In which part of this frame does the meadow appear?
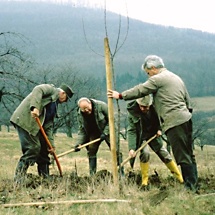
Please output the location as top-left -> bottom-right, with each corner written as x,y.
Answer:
0,126 -> 214,215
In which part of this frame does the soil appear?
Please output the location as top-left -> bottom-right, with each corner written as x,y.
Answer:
0,169 -> 214,205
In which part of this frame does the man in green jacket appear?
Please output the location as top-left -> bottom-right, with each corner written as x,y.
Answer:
127,95 -> 183,189
108,55 -> 198,191
10,83 -> 73,183
74,97 -> 124,177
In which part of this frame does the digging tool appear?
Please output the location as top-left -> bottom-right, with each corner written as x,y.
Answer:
120,134 -> 157,167
57,138 -> 101,158
35,117 -> 63,177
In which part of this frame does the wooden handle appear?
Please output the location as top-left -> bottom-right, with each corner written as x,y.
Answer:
120,134 -> 157,167
57,138 -> 101,158
35,117 -> 63,177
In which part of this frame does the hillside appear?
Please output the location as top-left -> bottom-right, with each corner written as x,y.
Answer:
1,1 -> 215,96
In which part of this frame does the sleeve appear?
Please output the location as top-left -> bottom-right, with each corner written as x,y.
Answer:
127,113 -> 138,151
121,79 -> 158,101
30,84 -> 55,111
101,102 -> 109,135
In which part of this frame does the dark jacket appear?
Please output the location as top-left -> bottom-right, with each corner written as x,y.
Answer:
76,99 -> 110,145
127,100 -> 161,151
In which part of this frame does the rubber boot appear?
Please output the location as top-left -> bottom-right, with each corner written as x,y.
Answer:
89,157 -> 97,176
181,163 -> 198,191
14,160 -> 29,184
165,160 -> 184,183
140,162 -> 149,187
37,164 -> 50,178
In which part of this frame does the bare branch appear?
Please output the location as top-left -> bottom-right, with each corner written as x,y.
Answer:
82,17 -> 104,57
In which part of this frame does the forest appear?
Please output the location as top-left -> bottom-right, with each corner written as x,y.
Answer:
0,1 -> 215,147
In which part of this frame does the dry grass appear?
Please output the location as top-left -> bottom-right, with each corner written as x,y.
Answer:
0,127 -> 215,215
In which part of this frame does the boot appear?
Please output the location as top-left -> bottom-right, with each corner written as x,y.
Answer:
181,163 -> 198,191
140,162 -> 149,186
165,160 -> 184,183
129,157 -> 136,169
89,157 -> 97,176
37,164 -> 50,178
14,160 -> 29,184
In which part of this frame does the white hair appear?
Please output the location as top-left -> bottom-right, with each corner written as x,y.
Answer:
142,55 -> 165,70
77,97 -> 91,106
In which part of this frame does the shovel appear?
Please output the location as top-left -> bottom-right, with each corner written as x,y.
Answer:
120,134 -> 157,167
35,117 -> 63,177
57,138 -> 101,158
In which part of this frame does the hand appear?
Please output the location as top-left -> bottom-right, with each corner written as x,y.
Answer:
107,89 -> 120,99
31,108 -> 39,118
129,149 -> 136,158
157,130 -> 162,137
48,147 -> 55,155
74,144 -> 81,152
100,133 -> 107,141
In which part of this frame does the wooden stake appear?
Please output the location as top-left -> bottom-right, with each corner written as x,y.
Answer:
104,37 -> 118,186
2,199 -> 132,208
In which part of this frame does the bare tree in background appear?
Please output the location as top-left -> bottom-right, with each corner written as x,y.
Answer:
0,32 -> 102,136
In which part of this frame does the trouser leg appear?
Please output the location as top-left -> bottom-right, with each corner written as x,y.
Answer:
87,137 -> 100,176
15,126 -> 40,183
181,163 -> 198,191
14,160 -> 29,184
166,120 -> 198,190
37,164 -> 50,177
88,156 -> 97,176
36,132 -> 51,177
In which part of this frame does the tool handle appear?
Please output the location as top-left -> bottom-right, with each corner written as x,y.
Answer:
57,138 -> 101,158
120,134 -> 157,167
35,117 -> 63,177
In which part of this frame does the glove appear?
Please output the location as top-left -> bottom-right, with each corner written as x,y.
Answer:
74,144 -> 81,152
100,133 -> 107,141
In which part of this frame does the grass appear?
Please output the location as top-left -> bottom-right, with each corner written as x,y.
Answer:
0,126 -> 215,215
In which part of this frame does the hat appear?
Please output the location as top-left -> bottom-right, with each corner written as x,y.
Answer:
136,95 -> 153,106
60,83 -> 74,100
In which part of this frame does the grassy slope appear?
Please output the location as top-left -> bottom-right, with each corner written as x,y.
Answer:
192,96 -> 215,112
0,127 -> 215,214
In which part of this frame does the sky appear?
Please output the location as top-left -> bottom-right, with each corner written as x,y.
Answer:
83,0 -> 215,34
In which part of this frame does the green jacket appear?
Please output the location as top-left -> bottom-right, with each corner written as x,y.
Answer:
127,100 -> 162,152
10,84 -> 59,139
122,68 -> 192,132
76,99 -> 110,145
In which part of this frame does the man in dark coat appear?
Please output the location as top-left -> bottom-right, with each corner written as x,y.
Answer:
74,97 -> 124,177
127,95 -> 183,189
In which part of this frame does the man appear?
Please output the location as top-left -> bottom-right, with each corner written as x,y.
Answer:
74,97 -> 124,176
108,55 -> 198,191
10,83 -> 73,183
127,95 -> 183,189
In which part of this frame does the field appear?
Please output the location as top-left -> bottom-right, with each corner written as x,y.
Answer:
0,126 -> 215,215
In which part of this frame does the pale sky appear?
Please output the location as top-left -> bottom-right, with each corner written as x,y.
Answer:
86,0 -> 215,34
